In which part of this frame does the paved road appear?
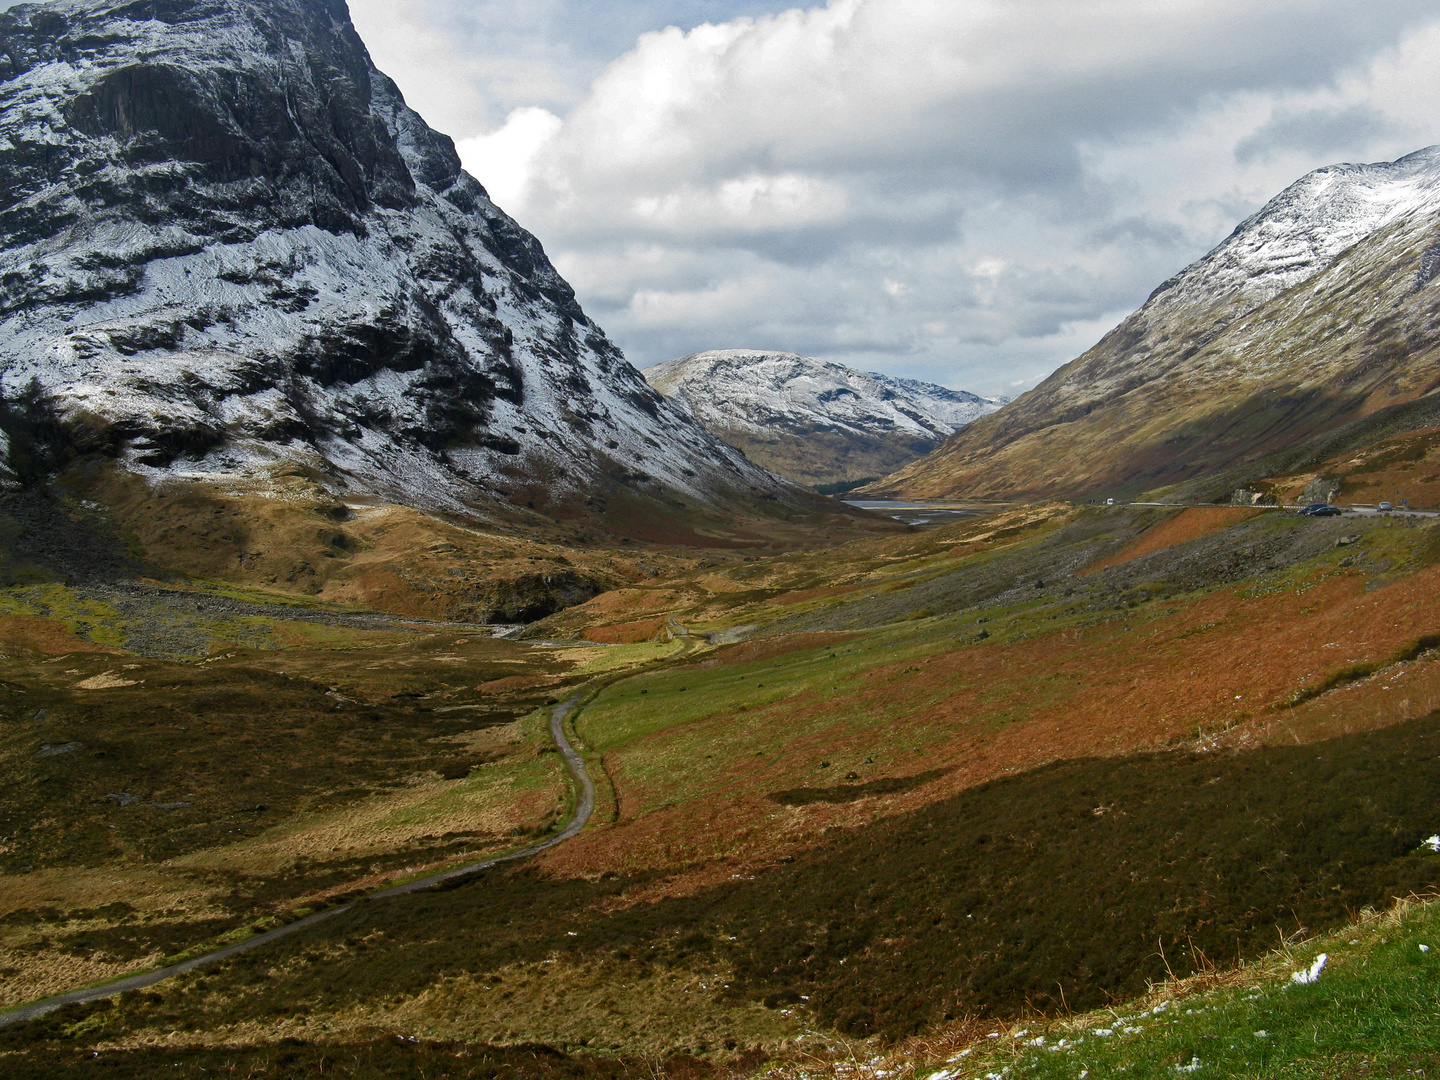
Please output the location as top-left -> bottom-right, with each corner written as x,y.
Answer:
1123,500 -> 1440,518
0,696 -> 595,1028
1117,504 -> 1440,521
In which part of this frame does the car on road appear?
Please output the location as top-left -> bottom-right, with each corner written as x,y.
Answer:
1379,501 -> 1394,512
1298,503 -> 1342,517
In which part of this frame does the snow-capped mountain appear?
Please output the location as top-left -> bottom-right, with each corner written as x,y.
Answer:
874,147 -> 1440,501
0,0 -> 805,519
1152,148 -> 1440,313
644,350 -> 1004,487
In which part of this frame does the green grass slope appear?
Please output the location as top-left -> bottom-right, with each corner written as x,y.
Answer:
930,895 -> 1440,1080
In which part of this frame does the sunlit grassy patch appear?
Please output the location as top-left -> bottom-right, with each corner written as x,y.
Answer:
269,620 -> 416,649
6,584 -> 131,648
178,579 -> 362,610
28,709 -> 1438,1059
8,496 -> 1440,1062
566,639 -> 689,675
172,752 -> 568,877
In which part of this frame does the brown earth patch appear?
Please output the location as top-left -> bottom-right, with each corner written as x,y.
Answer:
1266,427 -> 1440,509
1340,474 -> 1440,509
762,584 -> 863,606
768,768 -> 951,805
475,674 -> 558,693
270,622 -> 414,649
0,614 -> 123,657
694,573 -> 757,593
583,617 -> 668,644
59,468 -> 690,623
577,589 -> 684,616
1082,506 -> 1266,573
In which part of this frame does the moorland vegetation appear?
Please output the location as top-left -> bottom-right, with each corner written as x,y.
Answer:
3,466 -> 1440,1077
1,2 -> 1439,1074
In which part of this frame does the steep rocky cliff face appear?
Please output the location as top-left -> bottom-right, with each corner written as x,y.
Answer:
872,147 -> 1440,501
646,350 -> 1003,488
0,0 -> 804,520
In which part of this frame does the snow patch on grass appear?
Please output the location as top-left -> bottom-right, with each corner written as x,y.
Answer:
1289,952 -> 1327,985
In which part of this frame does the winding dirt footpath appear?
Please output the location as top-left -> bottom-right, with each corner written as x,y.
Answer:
0,695 -> 595,1028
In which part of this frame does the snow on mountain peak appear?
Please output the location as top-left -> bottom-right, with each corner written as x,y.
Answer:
0,0 -> 797,515
646,350 -> 1003,443
871,144 -> 1440,502
1147,145 -> 1440,316
644,349 -> 1004,487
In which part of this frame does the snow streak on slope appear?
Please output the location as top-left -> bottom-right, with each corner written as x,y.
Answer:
0,0 -> 794,513
1044,146 -> 1440,411
644,349 -> 1004,488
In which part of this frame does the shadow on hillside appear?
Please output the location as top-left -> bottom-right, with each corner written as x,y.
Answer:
28,711 -> 1438,1053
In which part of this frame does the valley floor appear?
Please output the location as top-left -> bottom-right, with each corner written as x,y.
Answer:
2,489 -> 1439,1076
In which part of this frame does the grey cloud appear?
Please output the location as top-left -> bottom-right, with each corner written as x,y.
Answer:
530,0 -> 1440,246
350,1 -> 1440,398
519,2 -> 1438,388
1234,105 -> 1400,164
684,2 -> 1435,189
1085,216 -> 1192,252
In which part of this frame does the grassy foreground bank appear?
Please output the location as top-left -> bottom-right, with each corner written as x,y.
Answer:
899,893 -> 1440,1080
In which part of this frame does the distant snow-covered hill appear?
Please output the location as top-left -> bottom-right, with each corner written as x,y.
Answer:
0,0 -> 813,525
645,350 -> 1004,487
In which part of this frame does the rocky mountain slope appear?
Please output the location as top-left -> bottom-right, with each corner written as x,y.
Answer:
870,147 -> 1440,501
0,0 -> 811,525
645,349 -> 1003,487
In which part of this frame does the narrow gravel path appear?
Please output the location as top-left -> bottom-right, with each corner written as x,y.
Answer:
0,696 -> 595,1028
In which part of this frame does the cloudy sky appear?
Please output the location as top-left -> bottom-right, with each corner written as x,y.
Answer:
349,0 -> 1440,397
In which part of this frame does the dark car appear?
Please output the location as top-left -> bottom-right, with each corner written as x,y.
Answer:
1298,503 -> 1341,516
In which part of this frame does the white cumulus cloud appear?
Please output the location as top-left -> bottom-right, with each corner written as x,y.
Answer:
358,0 -> 1440,396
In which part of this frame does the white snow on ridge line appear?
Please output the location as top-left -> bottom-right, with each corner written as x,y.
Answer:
1005,144 -> 1440,416
1147,145 -> 1440,318
645,349 -> 1006,442
0,210 -> 732,511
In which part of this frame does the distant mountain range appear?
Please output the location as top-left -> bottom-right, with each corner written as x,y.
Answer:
0,0 -> 819,529
645,350 -> 1004,488
870,146 -> 1440,502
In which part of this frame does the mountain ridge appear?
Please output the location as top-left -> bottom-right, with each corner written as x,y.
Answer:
869,146 -> 1440,501
0,0 -> 815,526
645,349 -> 1004,487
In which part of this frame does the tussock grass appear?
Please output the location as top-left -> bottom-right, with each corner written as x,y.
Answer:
0,621 -> 588,1007
0,1030 -> 702,1079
